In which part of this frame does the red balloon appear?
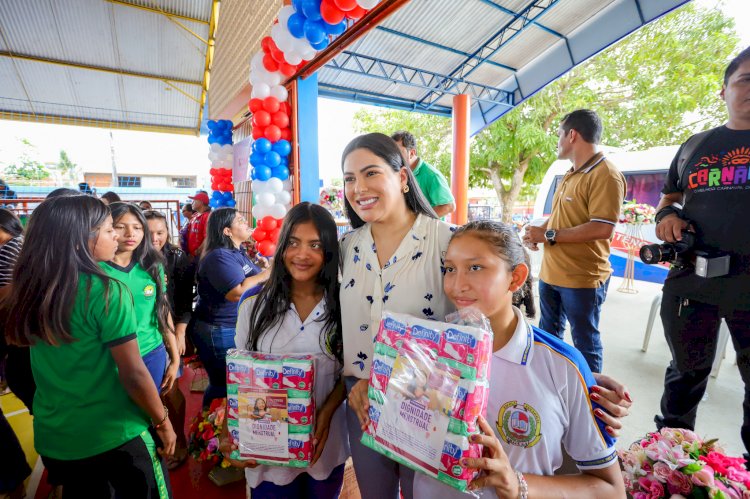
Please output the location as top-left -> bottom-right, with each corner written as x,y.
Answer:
252,110 -> 271,128
220,168 -> 232,177
280,127 -> 292,141
279,62 -> 296,77
262,53 -> 279,72
218,183 -> 228,192
264,124 -> 281,142
211,183 -> 219,191
262,96 -> 280,114
225,183 -> 234,192
252,228 -> 268,242
269,227 -> 281,244
279,101 -> 291,115
272,110 -> 289,129
260,216 -> 277,231
252,126 -> 265,140
257,241 -> 277,257
248,98 -> 263,113
209,167 -> 217,175
346,5 -> 366,19
261,36 -> 273,53
321,0 -> 346,24
270,45 -> 286,64
333,0 -> 358,11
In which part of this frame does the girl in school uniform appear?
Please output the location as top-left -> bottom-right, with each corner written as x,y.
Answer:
413,220 -> 625,498
223,202 -> 349,499
103,202 -> 179,392
4,195 -> 175,497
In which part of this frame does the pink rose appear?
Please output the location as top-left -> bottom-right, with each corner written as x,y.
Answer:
648,480 -> 665,498
692,465 -> 716,487
633,493 -> 649,499
667,470 -> 693,495
654,462 -> 673,482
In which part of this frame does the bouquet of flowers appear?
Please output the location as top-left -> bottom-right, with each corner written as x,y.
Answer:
319,186 -> 344,217
619,428 -> 750,498
620,201 -> 657,224
187,397 -> 232,468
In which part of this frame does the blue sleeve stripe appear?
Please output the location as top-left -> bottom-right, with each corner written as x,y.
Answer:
576,450 -> 618,468
532,327 -> 617,449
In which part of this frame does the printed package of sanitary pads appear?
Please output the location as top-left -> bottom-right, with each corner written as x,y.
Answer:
225,350 -> 315,468
362,310 -> 492,494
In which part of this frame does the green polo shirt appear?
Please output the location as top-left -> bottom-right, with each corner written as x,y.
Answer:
101,261 -> 165,356
31,274 -> 149,460
413,158 -> 455,208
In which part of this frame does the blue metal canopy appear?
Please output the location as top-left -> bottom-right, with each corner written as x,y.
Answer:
316,0 -> 692,135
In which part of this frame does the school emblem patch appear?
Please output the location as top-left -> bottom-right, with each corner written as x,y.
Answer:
143,284 -> 155,298
497,401 -> 542,448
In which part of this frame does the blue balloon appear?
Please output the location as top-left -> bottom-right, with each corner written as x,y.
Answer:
250,152 -> 265,167
264,151 -> 281,168
292,0 -> 304,11
301,0 -> 321,21
223,192 -> 234,201
287,13 -> 307,39
272,139 -> 291,156
221,119 -> 233,129
207,120 -> 217,131
226,199 -> 236,208
207,135 -> 217,145
325,20 -> 347,36
272,166 -> 290,181
250,169 -> 257,180
255,165 -> 272,181
304,19 -> 326,45
310,35 -> 329,51
212,190 -> 222,199
279,156 -> 289,168
209,198 -> 220,208
254,138 -> 272,154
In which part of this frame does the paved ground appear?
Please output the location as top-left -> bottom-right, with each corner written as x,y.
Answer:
529,276 -> 745,456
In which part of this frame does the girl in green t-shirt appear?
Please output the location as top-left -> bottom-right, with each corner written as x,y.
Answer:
105,202 -> 179,393
4,195 -> 176,497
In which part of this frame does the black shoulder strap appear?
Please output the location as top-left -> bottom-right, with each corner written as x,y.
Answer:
676,128 -> 718,190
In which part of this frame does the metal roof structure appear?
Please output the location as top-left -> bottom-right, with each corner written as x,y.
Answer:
0,0 -> 218,135
314,0 -> 692,135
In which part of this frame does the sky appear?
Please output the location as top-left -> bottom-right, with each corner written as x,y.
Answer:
0,0 -> 747,190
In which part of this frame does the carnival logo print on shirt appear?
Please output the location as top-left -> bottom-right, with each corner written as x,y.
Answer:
143,284 -> 155,299
497,400 -> 542,448
687,147 -> 750,191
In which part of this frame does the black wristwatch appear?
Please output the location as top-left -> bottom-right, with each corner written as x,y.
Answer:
544,229 -> 557,246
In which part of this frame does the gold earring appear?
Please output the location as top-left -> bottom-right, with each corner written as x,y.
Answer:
403,184 -> 410,193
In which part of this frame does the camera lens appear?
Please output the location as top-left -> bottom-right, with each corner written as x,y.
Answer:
640,245 -> 661,264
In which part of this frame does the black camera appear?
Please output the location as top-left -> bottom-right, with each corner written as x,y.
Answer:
639,230 -> 729,278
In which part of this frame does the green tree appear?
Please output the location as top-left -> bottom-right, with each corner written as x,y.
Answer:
57,150 -> 78,180
352,4 -> 739,222
3,139 -> 50,183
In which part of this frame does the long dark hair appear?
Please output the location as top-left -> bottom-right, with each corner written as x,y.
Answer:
109,202 -> 172,337
143,209 -> 176,253
341,132 -> 437,229
244,202 -> 342,362
5,195 -> 117,346
202,207 -> 239,258
450,220 -> 537,319
0,208 -> 23,239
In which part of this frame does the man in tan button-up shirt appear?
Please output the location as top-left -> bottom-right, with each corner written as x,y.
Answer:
523,110 -> 626,373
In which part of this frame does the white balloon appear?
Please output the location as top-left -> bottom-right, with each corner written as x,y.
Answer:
278,6 -> 295,28
207,152 -> 216,161
276,190 -> 291,205
210,143 -> 222,153
266,177 -> 284,193
250,52 -> 264,71
252,82 -> 271,99
266,70 -> 282,87
269,203 -> 287,219
252,179 -> 268,193
258,192 -> 276,207
284,51 -> 302,66
221,144 -> 233,153
270,85 -> 288,101
357,0 -> 380,8
282,179 -> 293,191
302,48 -> 317,61
252,204 -> 267,220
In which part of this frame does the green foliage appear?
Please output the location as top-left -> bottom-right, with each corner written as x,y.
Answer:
3,138 -> 50,182
57,150 -> 77,177
351,4 -> 739,221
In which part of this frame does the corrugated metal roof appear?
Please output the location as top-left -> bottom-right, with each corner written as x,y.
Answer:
313,0 -> 692,135
0,0 -> 216,134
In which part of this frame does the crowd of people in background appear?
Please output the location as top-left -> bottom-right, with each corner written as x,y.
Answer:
0,46 -> 747,499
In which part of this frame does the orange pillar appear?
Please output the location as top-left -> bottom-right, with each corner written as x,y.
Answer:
451,94 -> 470,225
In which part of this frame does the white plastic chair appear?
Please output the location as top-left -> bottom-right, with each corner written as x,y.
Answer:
642,294 -> 732,378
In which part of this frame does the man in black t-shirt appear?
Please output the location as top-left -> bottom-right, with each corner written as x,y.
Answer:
654,47 -> 750,463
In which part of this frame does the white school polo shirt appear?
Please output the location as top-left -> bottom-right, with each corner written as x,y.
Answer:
413,307 -> 617,498
235,295 -> 350,488
340,214 -> 455,378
